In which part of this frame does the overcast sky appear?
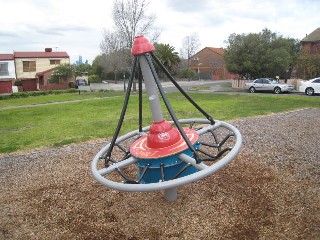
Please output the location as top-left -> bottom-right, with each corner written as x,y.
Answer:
1,0 -> 319,63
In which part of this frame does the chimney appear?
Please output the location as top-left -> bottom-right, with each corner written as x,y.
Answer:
45,48 -> 52,52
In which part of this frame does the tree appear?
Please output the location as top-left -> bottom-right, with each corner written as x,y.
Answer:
49,64 -> 73,84
112,0 -> 159,49
91,55 -> 104,79
154,43 -> 180,72
100,0 -> 159,83
73,63 -> 92,77
224,28 -> 300,79
296,53 -> 320,79
100,30 -> 131,82
180,33 -> 201,70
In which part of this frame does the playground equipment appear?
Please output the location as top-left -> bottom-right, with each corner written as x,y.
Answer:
91,36 -> 242,201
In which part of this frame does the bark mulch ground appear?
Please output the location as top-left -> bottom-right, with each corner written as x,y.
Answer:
1,108 -> 319,240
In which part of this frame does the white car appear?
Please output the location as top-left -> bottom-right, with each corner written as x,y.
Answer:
299,77 -> 320,96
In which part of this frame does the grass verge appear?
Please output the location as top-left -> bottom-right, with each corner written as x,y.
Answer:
0,92 -> 319,153
0,91 -> 124,108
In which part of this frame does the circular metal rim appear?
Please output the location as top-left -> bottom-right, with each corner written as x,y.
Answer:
91,119 -> 242,192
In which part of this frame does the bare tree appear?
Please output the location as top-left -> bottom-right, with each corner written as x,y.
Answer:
180,33 -> 201,69
100,30 -> 125,54
100,0 -> 160,83
112,0 -> 158,48
100,30 -> 130,82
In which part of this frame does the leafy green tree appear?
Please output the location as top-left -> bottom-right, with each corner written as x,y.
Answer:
88,75 -> 101,83
224,28 -> 300,79
178,68 -> 196,79
154,43 -> 180,72
73,63 -> 92,76
91,55 -> 104,79
296,53 -> 320,79
49,64 -> 74,84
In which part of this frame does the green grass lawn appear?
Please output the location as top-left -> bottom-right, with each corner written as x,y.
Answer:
0,92 -> 319,153
0,91 -> 124,108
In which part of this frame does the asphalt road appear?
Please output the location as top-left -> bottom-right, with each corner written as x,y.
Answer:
1,80 -> 318,111
160,79 -> 319,97
159,79 -> 230,92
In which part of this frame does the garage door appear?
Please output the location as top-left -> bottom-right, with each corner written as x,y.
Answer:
0,80 -> 12,94
22,78 -> 37,91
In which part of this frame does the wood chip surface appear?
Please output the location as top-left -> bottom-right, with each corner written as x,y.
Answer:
1,108 -> 319,240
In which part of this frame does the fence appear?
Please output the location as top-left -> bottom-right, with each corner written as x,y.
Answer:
232,79 -> 303,90
39,83 -> 69,91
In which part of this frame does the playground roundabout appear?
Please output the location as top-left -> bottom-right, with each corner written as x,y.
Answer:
1,108 -> 319,239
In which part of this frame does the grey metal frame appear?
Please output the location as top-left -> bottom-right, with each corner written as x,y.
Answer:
91,119 -> 242,200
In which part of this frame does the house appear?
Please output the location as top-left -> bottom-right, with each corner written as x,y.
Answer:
190,47 -> 237,80
0,54 -> 16,94
296,27 -> 320,79
14,48 -> 70,91
300,27 -> 320,54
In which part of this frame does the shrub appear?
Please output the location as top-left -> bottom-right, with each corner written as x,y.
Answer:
67,88 -> 78,93
179,68 -> 196,79
0,95 -> 10,100
29,91 -> 49,97
69,82 -> 75,88
0,88 -> 90,100
10,92 -> 29,98
88,75 -> 101,83
14,80 -> 22,86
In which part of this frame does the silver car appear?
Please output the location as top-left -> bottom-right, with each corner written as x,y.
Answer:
245,78 -> 294,94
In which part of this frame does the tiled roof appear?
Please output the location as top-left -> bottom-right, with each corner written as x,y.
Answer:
0,54 -> 14,60
207,47 -> 224,56
301,28 -> 320,42
14,52 -> 69,58
36,67 -> 57,76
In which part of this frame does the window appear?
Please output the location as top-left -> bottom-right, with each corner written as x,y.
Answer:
262,79 -> 271,84
23,61 -> 36,72
50,59 -> 60,65
0,63 -> 9,76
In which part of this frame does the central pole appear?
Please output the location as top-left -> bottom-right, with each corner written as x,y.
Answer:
131,36 -> 178,201
138,56 -> 164,122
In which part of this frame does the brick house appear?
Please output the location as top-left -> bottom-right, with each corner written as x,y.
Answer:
190,47 -> 237,80
0,54 -> 16,94
300,27 -> 320,54
14,48 -> 70,91
296,27 -> 320,79
0,48 -> 70,93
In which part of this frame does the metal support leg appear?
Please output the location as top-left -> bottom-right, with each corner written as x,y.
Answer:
164,188 -> 177,201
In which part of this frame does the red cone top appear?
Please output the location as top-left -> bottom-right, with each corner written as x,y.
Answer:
147,120 -> 180,148
130,120 -> 199,159
131,36 -> 155,55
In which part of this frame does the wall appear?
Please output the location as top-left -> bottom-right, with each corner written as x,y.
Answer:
15,57 -> 69,79
232,79 -> 251,89
39,83 -> 69,91
0,60 -> 16,79
302,42 -> 320,54
191,48 -> 230,80
233,78 -> 302,90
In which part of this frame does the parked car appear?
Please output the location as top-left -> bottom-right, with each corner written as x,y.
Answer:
244,78 -> 294,94
298,77 -> 320,96
75,79 -> 88,89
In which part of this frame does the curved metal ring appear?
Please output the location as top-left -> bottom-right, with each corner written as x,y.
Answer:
91,119 -> 242,192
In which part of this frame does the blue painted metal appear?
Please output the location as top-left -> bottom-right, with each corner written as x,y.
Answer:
136,142 -> 200,183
